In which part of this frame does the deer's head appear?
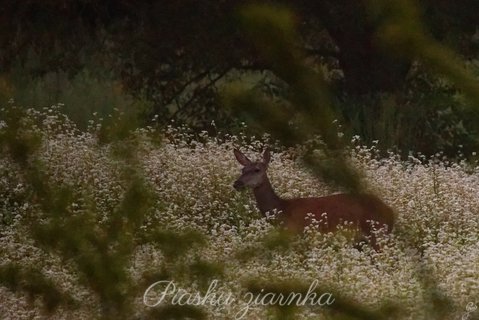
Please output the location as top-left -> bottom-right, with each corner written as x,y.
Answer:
233,148 -> 271,190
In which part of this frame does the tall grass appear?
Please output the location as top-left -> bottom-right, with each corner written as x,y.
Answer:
0,55 -> 152,130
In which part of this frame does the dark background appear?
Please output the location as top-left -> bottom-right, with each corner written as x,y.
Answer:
1,0 -> 478,157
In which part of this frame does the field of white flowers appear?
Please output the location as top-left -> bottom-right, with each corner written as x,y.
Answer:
0,107 -> 478,319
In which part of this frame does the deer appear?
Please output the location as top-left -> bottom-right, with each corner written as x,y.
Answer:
233,148 -> 395,250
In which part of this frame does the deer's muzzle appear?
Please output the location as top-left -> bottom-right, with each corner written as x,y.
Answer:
233,180 -> 245,190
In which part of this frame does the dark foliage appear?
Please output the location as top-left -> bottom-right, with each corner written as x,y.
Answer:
1,1 -> 478,128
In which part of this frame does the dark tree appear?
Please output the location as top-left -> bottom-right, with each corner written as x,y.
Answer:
0,0 -> 478,128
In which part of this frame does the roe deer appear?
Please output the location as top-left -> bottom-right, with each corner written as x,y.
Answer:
233,148 -> 395,249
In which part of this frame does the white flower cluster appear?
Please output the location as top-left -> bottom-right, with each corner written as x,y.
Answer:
0,108 -> 477,319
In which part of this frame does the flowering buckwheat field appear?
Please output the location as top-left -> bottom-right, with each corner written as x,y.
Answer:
0,106 -> 478,320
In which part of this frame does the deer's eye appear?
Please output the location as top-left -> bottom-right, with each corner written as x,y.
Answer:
254,168 -> 260,173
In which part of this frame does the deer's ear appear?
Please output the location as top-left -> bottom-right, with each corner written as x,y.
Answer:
262,148 -> 271,165
234,149 -> 252,166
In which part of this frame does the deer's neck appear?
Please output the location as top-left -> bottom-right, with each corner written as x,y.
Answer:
253,176 -> 283,216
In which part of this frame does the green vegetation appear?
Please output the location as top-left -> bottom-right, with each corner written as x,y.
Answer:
0,1 -> 479,319
1,106 -> 478,319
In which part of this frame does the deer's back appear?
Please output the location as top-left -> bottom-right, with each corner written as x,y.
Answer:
279,193 -> 395,233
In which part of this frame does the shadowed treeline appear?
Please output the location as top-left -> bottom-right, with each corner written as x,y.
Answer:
0,0 -> 478,156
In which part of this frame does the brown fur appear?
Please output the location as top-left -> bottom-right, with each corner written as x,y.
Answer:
233,148 -> 395,250
278,194 -> 395,249
279,194 -> 394,233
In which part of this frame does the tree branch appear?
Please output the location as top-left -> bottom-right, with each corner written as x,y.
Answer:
170,67 -> 232,121
162,68 -> 213,106
303,46 -> 339,58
